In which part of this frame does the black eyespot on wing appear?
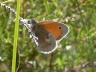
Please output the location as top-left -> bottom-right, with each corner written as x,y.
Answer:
58,26 -> 62,30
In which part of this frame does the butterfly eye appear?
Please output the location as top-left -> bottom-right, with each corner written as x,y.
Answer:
27,20 -> 31,24
58,26 -> 62,30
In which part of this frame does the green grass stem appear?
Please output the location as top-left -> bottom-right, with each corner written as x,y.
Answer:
11,0 -> 21,72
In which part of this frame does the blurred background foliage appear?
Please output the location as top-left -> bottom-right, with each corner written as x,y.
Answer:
0,0 -> 96,72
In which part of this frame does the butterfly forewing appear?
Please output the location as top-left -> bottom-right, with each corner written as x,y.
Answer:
39,21 -> 69,41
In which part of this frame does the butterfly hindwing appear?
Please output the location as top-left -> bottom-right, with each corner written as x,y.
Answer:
32,24 -> 57,54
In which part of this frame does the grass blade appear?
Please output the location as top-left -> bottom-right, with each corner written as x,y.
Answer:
11,0 -> 21,72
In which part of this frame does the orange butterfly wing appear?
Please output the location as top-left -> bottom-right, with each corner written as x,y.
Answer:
39,21 -> 69,40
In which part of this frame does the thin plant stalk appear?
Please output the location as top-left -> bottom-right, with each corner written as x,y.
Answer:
11,0 -> 21,72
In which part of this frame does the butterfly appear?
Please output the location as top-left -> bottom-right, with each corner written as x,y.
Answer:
25,19 -> 69,54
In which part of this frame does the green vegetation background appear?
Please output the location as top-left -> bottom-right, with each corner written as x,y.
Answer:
0,0 -> 96,72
